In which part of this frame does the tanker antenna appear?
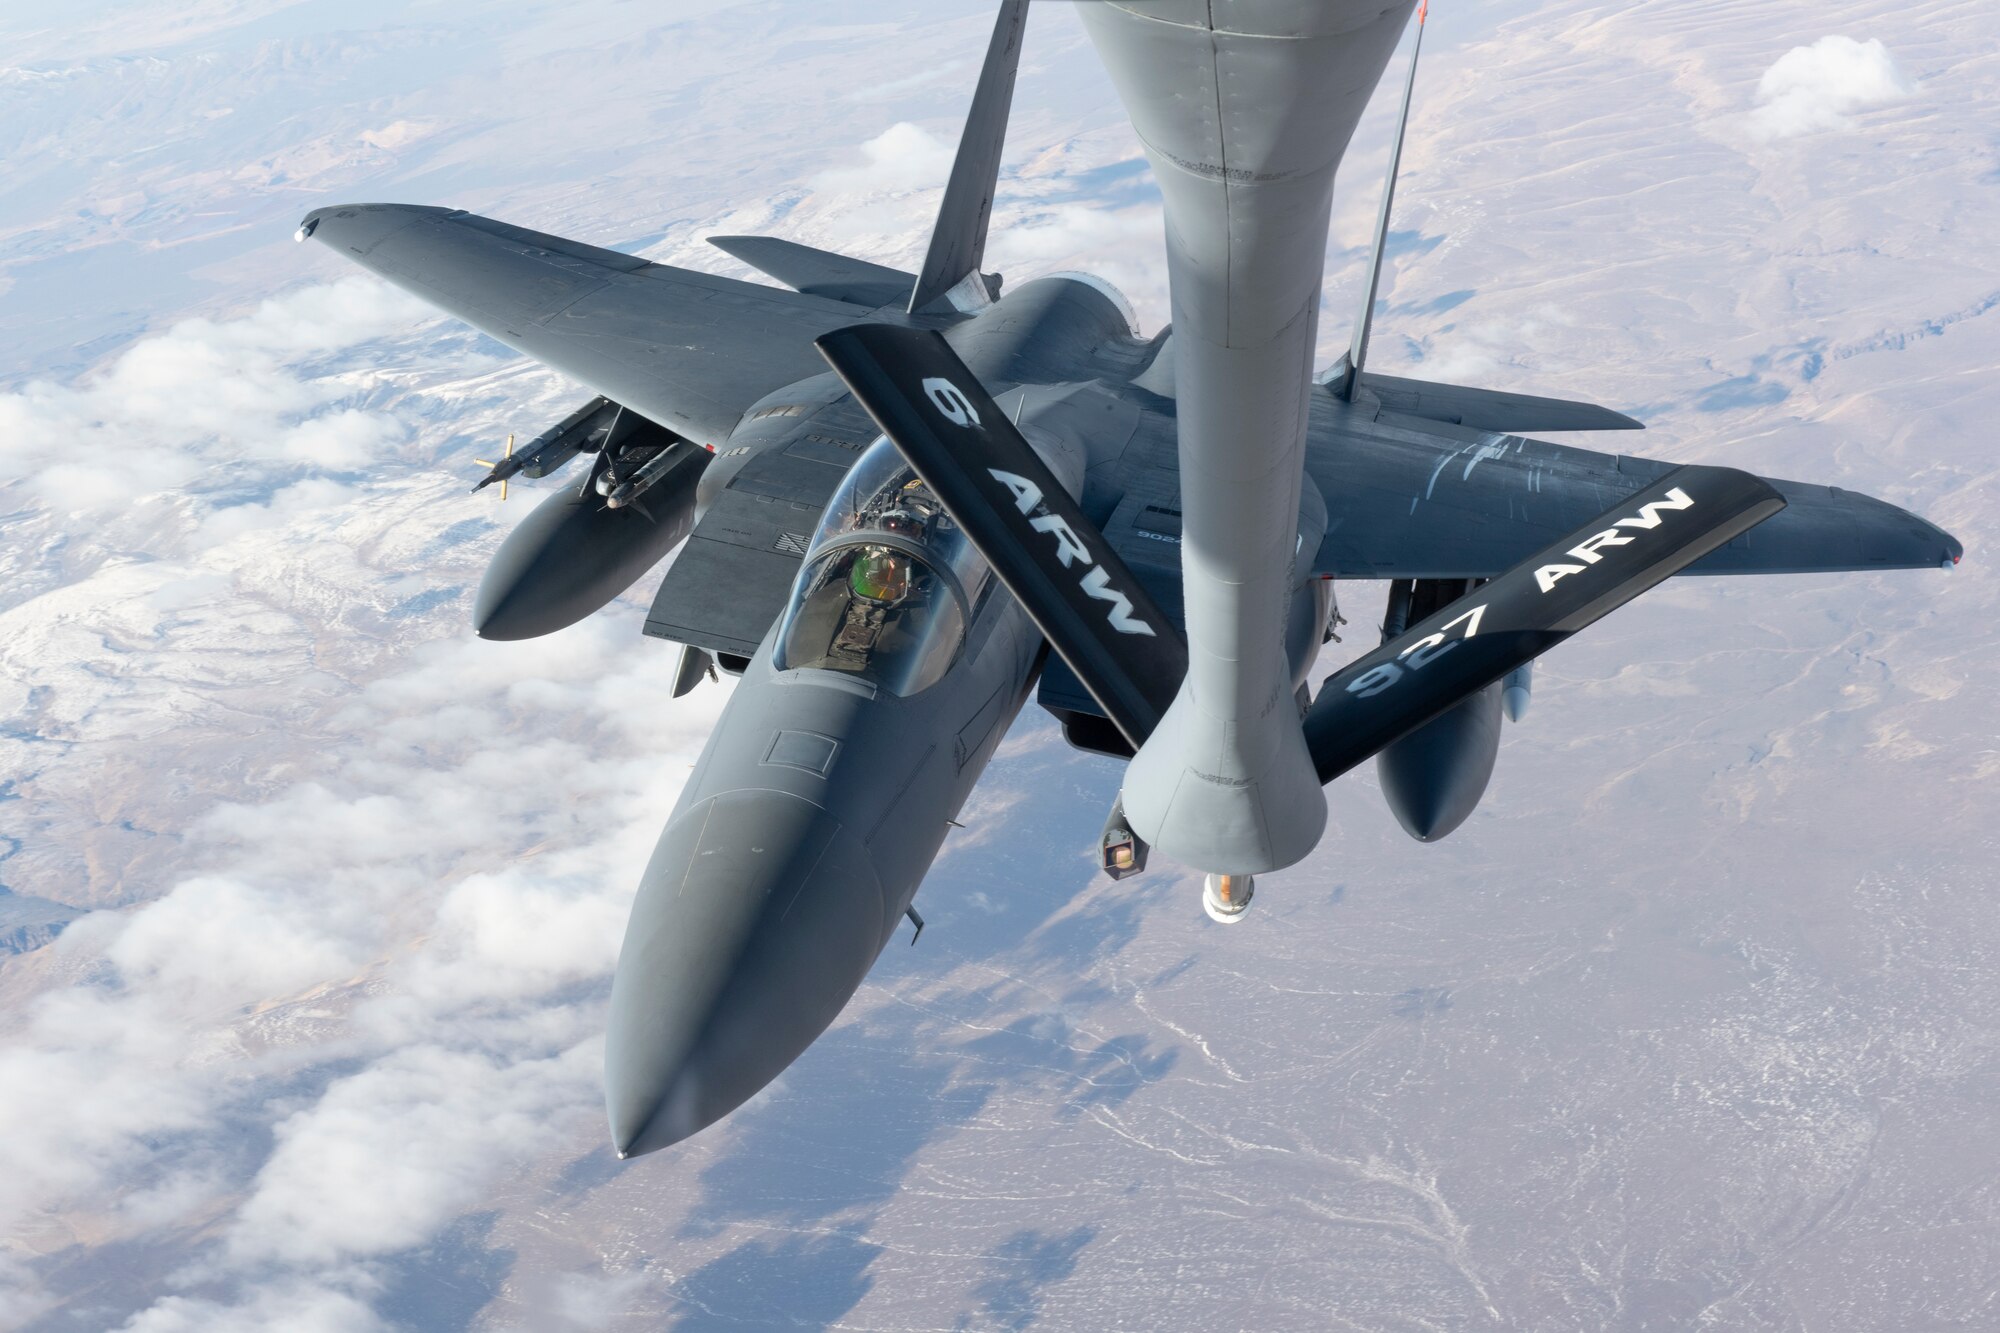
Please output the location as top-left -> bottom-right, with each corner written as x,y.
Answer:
1337,0 -> 1428,401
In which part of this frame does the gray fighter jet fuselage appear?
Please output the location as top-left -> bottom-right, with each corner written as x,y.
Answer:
602,277 -> 1350,1154
297,1 -> 1960,1157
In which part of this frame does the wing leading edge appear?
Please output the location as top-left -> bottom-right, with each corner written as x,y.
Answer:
1306,394 -> 1961,579
299,204 -> 892,447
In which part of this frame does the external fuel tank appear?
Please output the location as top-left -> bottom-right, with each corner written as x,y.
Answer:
473,441 -> 708,640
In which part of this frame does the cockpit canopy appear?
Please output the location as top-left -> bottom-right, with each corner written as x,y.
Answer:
773,439 -> 992,696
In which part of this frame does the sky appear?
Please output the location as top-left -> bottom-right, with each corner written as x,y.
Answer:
0,0 -> 1994,1329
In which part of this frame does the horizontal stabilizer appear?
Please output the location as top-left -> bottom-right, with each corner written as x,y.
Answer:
815,324 -> 1185,746
1352,369 -> 1644,433
1305,465 -> 1784,783
708,235 -> 915,309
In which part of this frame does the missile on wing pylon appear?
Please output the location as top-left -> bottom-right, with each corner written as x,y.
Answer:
473,434 -> 514,500
604,444 -> 694,510
1502,664 -> 1532,723
475,396 -> 621,492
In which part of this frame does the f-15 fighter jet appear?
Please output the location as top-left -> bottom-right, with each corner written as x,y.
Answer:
297,0 -> 1959,1157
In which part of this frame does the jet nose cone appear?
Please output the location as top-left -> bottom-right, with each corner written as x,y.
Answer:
606,790 -> 889,1158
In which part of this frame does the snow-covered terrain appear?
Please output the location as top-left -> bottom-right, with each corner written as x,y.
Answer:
0,0 -> 1993,1328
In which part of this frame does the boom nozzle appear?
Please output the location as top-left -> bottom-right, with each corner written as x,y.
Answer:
1202,873 -> 1255,925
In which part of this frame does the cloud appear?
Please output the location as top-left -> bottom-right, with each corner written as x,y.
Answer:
0,1252 -> 55,1329
1409,319 -> 1523,385
0,277 -> 429,518
539,1269 -> 660,1328
118,1280 -> 388,1333
811,121 -> 954,195
357,119 -> 436,151
106,874 -> 374,1004
0,285 -> 729,1324
986,201 -> 1165,330
0,615 -> 724,1322
1749,36 -> 1917,140
225,1045 -> 597,1267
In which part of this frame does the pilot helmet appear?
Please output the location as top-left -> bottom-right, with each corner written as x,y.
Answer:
849,546 -> 912,605
877,508 -> 926,541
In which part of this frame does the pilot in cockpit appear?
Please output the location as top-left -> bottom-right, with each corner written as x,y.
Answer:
848,546 -> 912,607
774,444 -> 982,696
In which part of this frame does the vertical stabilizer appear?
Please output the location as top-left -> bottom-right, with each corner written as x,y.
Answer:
907,0 -> 1029,315
1338,0 -> 1428,400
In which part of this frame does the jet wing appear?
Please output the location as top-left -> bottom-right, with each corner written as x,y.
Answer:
1305,465 -> 1785,784
299,204 -> 889,447
1355,369 -> 1643,433
1306,391 -> 1961,578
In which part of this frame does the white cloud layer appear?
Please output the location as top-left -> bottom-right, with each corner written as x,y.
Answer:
120,1280 -> 388,1333
0,279 -> 432,517
0,286 -> 727,1324
1749,35 -> 1917,140
227,1044 -> 597,1268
